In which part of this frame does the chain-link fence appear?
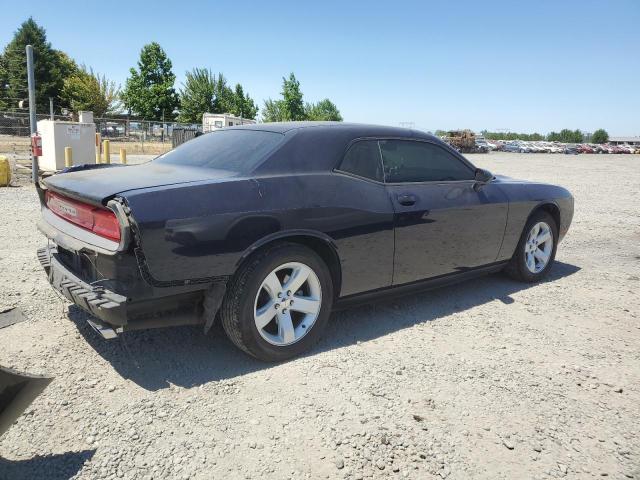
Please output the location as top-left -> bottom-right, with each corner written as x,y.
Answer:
0,110 -> 201,156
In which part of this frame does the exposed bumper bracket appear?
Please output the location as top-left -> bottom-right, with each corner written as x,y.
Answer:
38,246 -> 128,332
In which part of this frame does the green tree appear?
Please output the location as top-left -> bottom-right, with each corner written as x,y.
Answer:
230,83 -> 258,119
559,129 -> 573,142
212,73 -> 234,113
482,131 -> 545,141
177,67 -> 217,123
61,67 -> 120,117
0,55 -> 8,110
572,129 -> 584,143
547,131 -> 560,142
0,18 -> 68,111
591,128 -> 609,144
121,42 -> 179,120
177,69 -> 258,122
261,98 -> 287,122
305,98 -> 342,121
281,73 -> 305,120
262,73 -> 341,123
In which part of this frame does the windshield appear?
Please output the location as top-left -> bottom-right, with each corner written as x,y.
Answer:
155,129 -> 284,173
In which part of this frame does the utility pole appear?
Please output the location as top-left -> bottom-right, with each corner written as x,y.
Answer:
49,97 -> 54,120
26,45 -> 38,184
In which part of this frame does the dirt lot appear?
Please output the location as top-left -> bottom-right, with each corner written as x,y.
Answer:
0,153 -> 638,480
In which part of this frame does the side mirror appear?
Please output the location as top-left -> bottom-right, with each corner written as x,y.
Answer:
475,168 -> 493,183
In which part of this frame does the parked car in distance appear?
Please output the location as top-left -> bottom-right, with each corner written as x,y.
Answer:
564,144 -> 579,155
488,141 -> 502,151
37,123 -> 574,361
475,136 -> 491,153
600,144 -> 614,154
618,144 -> 635,154
503,141 -> 529,153
577,144 -> 594,154
610,145 -> 624,154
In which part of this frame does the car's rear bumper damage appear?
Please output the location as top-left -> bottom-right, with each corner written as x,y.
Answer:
38,246 -> 128,338
37,245 -> 208,339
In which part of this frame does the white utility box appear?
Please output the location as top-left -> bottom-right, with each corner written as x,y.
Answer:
37,119 -> 96,171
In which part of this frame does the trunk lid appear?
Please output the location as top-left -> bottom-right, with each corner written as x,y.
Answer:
43,163 -> 235,205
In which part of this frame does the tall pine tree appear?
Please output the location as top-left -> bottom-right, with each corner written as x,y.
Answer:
0,18 -> 69,112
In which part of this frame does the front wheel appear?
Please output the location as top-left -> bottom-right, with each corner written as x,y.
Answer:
220,242 -> 333,361
504,211 -> 558,282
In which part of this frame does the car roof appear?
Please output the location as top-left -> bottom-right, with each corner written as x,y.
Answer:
233,122 -> 452,175
227,121 -> 433,139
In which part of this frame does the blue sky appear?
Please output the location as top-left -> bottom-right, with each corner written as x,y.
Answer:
1,0 -> 638,135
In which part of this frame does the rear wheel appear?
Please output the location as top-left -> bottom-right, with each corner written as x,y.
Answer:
220,242 -> 333,361
505,210 -> 558,282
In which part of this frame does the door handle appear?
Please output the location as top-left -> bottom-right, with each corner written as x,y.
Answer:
396,193 -> 417,206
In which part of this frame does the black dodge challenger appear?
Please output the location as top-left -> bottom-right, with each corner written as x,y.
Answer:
37,122 -> 573,361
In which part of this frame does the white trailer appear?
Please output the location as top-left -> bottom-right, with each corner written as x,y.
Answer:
202,113 -> 255,133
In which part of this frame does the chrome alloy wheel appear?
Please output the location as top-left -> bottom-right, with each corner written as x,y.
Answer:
524,221 -> 553,274
253,262 -> 322,346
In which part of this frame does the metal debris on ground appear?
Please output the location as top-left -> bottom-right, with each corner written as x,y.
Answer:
0,307 -> 27,329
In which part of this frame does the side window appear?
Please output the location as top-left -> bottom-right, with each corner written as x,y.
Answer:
379,140 -> 474,183
338,140 -> 384,182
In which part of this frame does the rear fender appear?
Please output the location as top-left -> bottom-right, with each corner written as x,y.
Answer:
236,229 -> 339,267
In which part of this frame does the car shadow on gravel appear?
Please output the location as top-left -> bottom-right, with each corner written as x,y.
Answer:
67,261 -> 579,391
0,449 -> 95,480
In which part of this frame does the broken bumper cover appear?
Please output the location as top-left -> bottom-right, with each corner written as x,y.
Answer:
37,246 -> 127,338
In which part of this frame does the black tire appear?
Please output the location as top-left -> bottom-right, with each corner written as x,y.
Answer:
220,242 -> 333,362
504,210 -> 558,282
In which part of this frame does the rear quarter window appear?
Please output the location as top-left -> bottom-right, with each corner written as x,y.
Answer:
338,140 -> 384,182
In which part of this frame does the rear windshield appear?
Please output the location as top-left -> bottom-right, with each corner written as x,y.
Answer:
155,129 -> 283,173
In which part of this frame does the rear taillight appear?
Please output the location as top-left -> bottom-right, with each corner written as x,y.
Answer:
46,191 -> 121,242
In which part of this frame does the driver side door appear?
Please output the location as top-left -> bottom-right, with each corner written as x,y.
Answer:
380,139 -> 508,285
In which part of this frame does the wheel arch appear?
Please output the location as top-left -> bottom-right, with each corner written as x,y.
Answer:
236,230 -> 342,299
529,201 -> 561,230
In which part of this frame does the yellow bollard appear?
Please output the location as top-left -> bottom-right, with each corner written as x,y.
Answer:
64,147 -> 73,167
95,132 -> 102,163
0,155 -> 11,187
103,139 -> 110,164
119,148 -> 127,165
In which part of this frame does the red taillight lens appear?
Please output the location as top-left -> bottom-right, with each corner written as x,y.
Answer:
91,208 -> 121,241
46,191 -> 121,242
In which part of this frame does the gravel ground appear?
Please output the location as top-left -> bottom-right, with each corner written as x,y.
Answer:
0,153 -> 638,480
